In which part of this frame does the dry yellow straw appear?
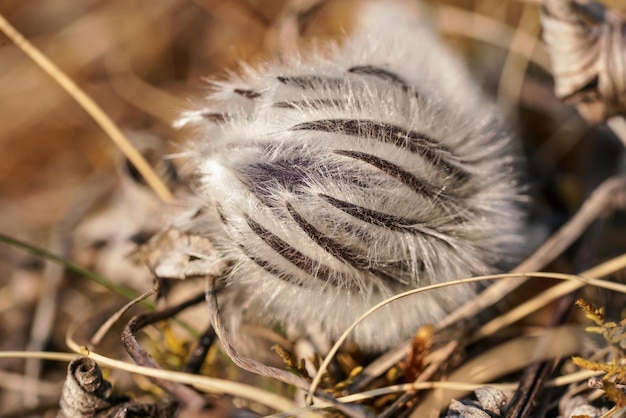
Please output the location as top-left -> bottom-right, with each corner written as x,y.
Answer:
0,13 -> 174,202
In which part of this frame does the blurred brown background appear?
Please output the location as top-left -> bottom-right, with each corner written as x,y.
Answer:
0,0 -> 624,416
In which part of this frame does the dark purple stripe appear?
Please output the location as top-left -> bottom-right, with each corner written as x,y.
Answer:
334,150 -> 443,200
286,202 -> 367,267
274,99 -> 345,109
245,216 -> 345,287
238,244 -> 306,288
286,202 -> 400,284
215,204 -> 228,225
234,88 -> 261,99
318,193 -> 458,245
348,65 -> 410,92
198,112 -> 229,123
277,75 -> 343,89
319,194 -> 422,231
292,119 -> 468,182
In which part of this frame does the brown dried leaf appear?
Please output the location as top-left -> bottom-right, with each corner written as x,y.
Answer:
602,380 -> 626,408
58,357 -> 176,418
446,399 -> 493,418
138,228 -> 226,280
399,325 -> 433,382
474,386 -> 508,415
541,0 -> 626,123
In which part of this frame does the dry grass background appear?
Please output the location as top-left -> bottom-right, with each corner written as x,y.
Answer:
0,0 -> 625,417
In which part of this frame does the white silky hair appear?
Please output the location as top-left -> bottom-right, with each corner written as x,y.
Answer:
175,1 -> 525,351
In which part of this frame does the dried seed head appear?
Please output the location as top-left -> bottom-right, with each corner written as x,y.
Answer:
175,3 -> 525,351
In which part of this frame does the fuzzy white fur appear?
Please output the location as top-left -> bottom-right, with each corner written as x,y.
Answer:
175,2 -> 524,351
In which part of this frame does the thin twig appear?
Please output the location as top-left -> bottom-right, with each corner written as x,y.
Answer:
439,174 -> 626,330
475,254 -> 626,340
496,3 -> 540,123
90,286 -> 158,346
412,324 -> 585,416
63,330 -> 298,412
435,4 -> 551,72
503,280 -> 579,418
121,292 -> 209,410
203,275 -> 369,418
309,266 -> 626,403
0,13 -> 173,202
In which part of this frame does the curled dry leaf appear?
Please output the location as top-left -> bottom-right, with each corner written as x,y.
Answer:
561,395 -> 608,418
443,386 -> 508,418
541,0 -> 626,123
446,399 -> 494,418
58,357 -> 176,418
138,228 -> 227,280
474,386 -> 508,415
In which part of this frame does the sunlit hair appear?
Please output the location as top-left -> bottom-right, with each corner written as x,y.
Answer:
174,2 -> 524,351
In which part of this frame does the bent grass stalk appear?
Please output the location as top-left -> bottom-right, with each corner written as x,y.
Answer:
308,253 -> 626,401
0,13 -> 173,202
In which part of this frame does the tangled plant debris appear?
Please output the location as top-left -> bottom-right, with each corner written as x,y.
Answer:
0,1 -> 626,417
